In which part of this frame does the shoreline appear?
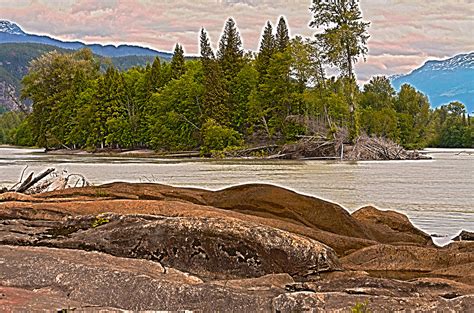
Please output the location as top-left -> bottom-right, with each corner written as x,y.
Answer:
22,146 -> 434,160
13,145 -> 474,160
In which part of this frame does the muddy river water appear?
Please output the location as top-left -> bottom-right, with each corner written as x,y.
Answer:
1,147 -> 472,244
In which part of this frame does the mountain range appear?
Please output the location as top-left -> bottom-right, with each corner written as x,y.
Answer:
0,20 -> 172,59
391,52 -> 474,113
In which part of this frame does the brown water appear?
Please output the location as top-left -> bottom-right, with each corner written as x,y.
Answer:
1,146 -> 472,243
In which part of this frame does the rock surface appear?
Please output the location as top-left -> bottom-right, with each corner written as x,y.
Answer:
0,213 -> 341,280
453,230 -> 474,242
0,182 -> 472,311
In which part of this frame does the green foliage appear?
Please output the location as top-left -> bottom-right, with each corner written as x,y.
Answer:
91,217 -> 110,228
351,300 -> 371,313
310,0 -> 370,142
395,84 -> 431,148
200,28 -> 230,125
217,18 -> 244,82
359,76 -> 399,141
147,57 -> 163,93
256,21 -> 275,80
0,111 -> 33,145
21,49 -> 100,148
149,61 -> 204,151
275,16 -> 290,53
309,0 -> 370,78
11,13 -> 471,153
201,118 -> 243,155
230,64 -> 258,133
0,42 -> 163,104
429,102 -> 473,148
171,44 -> 186,79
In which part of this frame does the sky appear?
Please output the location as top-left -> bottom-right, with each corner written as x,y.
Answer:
1,0 -> 473,82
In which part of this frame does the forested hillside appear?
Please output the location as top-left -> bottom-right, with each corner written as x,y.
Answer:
0,43 -> 160,111
1,2 -> 472,151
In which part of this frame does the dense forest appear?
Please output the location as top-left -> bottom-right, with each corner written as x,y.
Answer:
0,1 -> 472,152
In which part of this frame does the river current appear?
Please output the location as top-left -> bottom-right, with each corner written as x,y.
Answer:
1,146 -> 472,244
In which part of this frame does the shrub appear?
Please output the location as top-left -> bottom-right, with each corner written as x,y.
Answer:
200,118 -> 243,155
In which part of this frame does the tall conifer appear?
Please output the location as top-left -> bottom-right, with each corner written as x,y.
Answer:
147,57 -> 162,92
256,21 -> 275,80
200,28 -> 230,125
217,18 -> 244,81
200,28 -> 215,61
275,16 -> 290,52
171,43 -> 185,79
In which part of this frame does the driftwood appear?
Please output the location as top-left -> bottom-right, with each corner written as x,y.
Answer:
161,151 -> 201,158
4,168 -> 91,195
15,168 -> 55,193
225,145 -> 279,158
281,133 -> 427,161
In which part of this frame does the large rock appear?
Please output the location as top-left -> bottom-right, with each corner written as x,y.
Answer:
2,245 -> 472,312
272,291 -> 474,312
352,206 -> 432,245
341,244 -> 474,283
1,182 -> 473,311
453,230 -> 474,242
0,245 -> 274,311
0,213 -> 342,280
1,182 -> 434,256
203,184 -> 371,239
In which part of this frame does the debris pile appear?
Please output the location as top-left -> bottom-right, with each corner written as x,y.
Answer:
1,167 -> 90,195
279,134 -> 426,160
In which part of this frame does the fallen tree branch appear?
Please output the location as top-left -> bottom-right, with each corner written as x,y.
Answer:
16,168 -> 55,193
9,165 -> 29,191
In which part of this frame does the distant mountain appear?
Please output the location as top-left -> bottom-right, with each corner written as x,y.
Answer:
0,20 -> 173,59
0,42 -> 157,111
391,52 -> 474,113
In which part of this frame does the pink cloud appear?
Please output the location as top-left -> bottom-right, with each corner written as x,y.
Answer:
0,0 -> 472,79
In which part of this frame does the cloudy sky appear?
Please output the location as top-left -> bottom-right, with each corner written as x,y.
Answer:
1,0 -> 473,81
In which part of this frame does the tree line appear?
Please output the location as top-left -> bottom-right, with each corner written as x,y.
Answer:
1,0 -> 472,151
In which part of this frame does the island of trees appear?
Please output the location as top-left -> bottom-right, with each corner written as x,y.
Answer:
0,0 -> 472,155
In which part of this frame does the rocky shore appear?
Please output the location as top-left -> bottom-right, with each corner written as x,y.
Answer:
0,183 -> 473,311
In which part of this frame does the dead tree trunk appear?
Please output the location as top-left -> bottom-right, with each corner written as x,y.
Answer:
15,168 -> 55,193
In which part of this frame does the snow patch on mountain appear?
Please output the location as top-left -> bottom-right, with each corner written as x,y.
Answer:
418,52 -> 474,72
0,21 -> 26,36
391,52 -> 474,112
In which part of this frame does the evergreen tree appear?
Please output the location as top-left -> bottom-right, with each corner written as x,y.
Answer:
148,61 -> 204,151
200,28 -> 230,124
256,21 -> 275,80
217,18 -> 244,81
275,16 -> 290,53
200,28 -> 215,61
171,43 -> 186,79
147,57 -> 162,92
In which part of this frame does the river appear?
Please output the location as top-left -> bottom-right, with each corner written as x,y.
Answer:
1,146 -> 472,244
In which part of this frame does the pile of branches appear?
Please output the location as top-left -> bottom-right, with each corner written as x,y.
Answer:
1,167 -> 90,195
345,135 -> 421,160
279,135 -> 340,160
277,131 -> 424,161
